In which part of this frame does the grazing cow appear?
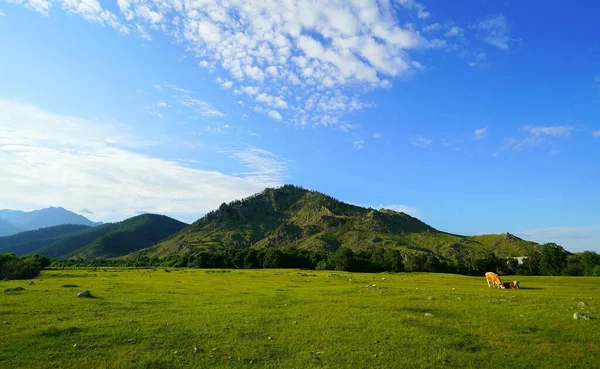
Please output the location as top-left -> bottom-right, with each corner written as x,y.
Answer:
485,272 -> 505,289
502,281 -> 520,289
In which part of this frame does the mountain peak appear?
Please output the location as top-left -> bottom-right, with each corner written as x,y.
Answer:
0,207 -> 100,237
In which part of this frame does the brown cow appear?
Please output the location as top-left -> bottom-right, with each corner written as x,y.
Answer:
502,280 -> 520,289
485,272 -> 505,289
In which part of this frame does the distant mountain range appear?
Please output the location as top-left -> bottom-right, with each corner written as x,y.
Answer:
0,207 -> 101,237
0,214 -> 187,259
0,186 -> 548,262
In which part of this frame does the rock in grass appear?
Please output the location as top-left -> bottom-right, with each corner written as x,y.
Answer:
77,290 -> 92,298
29,281 -> 35,286
4,287 -> 25,293
573,312 -> 589,320
578,302 -> 589,308
425,313 -> 434,317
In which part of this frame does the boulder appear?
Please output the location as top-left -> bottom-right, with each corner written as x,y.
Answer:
29,281 -> 35,286
77,290 -> 92,298
4,287 -> 25,293
578,302 -> 589,308
573,312 -> 589,320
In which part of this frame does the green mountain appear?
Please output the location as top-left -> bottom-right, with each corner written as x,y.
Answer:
70,214 -> 187,259
2,214 -> 187,259
0,224 -> 91,255
133,185 -> 541,260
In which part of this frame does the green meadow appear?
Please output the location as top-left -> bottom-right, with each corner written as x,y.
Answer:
1,269 -> 598,369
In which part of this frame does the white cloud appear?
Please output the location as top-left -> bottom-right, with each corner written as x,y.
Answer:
353,140 -> 365,150
372,132 -> 383,139
0,98 -> 283,221
5,0 -> 51,15
156,100 -> 168,108
256,93 -> 288,109
474,127 -> 488,140
445,26 -> 463,37
522,125 -> 574,137
268,110 -> 282,121
9,0 -> 441,130
411,135 -> 433,148
593,130 -> 600,137
516,225 -> 600,253
177,95 -> 224,117
495,125 -> 574,155
0,8 -> 5,16
226,146 -> 289,185
474,14 -> 513,51
241,86 -> 260,96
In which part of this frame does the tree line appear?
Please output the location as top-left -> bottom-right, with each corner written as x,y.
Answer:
43,243 -> 600,277
0,253 -> 51,280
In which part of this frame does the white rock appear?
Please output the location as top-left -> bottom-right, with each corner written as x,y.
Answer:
77,290 -> 92,298
573,312 -> 589,320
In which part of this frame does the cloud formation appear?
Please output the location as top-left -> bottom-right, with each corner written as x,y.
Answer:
522,125 -> 574,137
6,0 -> 449,128
0,98 -> 284,221
495,125 -> 575,155
411,135 -> 433,148
474,14 -> 513,51
474,127 -> 488,140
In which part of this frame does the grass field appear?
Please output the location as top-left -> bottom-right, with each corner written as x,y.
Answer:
1,269 -> 598,368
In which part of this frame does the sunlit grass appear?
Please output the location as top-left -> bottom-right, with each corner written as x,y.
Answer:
1,269 -> 598,368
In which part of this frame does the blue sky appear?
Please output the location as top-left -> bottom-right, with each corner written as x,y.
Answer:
0,0 -> 599,251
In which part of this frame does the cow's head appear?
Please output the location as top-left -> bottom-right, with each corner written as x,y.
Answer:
499,283 -> 506,289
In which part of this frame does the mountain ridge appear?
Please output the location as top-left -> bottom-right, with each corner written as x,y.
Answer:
0,207 -> 101,236
132,185 -> 542,261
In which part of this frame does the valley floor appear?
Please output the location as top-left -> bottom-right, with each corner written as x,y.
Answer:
1,269 -> 598,368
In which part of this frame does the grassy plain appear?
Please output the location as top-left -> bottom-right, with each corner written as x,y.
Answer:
1,269 -> 598,368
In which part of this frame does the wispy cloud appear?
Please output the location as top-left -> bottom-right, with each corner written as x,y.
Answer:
0,8 -> 5,16
353,140 -> 365,150
473,14 -> 514,51
495,125 -> 574,155
593,130 -> 600,137
227,146 -> 289,185
522,125 -> 574,137
411,135 -> 433,148
176,95 -> 224,117
474,127 -> 488,140
372,132 -> 383,139
0,98 -> 277,221
268,110 -> 282,121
